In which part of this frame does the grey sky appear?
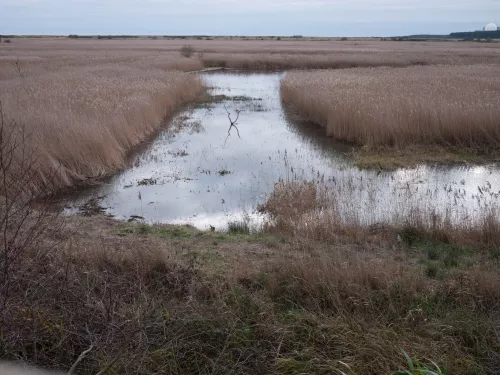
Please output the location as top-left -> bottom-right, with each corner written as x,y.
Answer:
1,0 -> 498,36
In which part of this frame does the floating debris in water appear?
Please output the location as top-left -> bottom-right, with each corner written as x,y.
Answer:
172,175 -> 196,182
78,197 -> 107,216
168,149 -> 189,157
137,178 -> 157,186
128,215 -> 145,222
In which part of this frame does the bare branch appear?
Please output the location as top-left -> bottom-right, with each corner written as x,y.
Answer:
95,355 -> 121,375
67,345 -> 94,375
223,105 -> 242,145
0,102 -> 60,314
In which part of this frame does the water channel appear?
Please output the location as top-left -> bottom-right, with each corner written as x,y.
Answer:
63,72 -> 500,230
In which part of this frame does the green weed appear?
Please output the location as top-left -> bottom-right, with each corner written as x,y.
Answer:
158,226 -> 194,239
227,220 -> 250,235
424,262 -> 439,278
136,222 -> 151,234
392,350 -> 448,375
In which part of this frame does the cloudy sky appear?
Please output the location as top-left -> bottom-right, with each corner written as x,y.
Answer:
1,0 -> 498,36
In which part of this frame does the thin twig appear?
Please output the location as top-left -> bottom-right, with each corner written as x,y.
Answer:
67,345 -> 94,375
95,355 -> 121,375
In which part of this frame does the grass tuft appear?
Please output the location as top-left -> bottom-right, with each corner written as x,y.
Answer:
227,220 -> 250,235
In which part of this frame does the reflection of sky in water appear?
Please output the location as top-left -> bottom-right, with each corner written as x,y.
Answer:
63,73 -> 500,229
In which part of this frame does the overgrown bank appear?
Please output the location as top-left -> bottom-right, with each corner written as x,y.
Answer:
0,66 -> 203,191
1,207 -> 499,374
280,65 -> 500,168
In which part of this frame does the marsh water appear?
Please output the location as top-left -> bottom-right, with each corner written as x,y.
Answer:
64,72 -> 500,229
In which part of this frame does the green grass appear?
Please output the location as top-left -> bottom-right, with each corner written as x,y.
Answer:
336,350 -> 449,375
412,239 -> 476,279
392,350 -> 449,375
353,146 -> 500,170
115,223 -> 197,238
227,220 -> 250,235
114,221 -> 269,244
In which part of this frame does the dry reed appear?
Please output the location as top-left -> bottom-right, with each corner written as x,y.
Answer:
264,179 -> 500,249
1,214 -> 498,374
201,52 -> 422,70
281,65 -> 500,149
2,38 -> 500,75
0,65 -> 203,190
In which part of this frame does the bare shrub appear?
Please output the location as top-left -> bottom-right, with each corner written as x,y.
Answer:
281,65 -> 500,149
0,103 -> 56,316
180,44 -> 195,58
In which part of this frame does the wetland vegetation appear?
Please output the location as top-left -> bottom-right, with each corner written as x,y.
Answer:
281,65 -> 500,168
1,37 -> 500,374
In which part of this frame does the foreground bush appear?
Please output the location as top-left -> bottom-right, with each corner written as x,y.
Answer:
281,65 -> 500,149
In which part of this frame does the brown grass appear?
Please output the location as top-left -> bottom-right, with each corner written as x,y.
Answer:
281,65 -> 500,152
1,214 -> 499,374
201,52 -> 424,70
0,65 -> 203,190
264,180 -> 500,250
2,38 -> 500,74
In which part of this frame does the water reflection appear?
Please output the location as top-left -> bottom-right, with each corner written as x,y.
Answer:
63,72 -> 500,229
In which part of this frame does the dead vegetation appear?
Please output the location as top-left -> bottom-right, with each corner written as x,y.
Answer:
0,66 -> 202,191
1,208 -> 498,374
2,38 -> 500,76
264,180 -> 500,249
281,65 -> 500,165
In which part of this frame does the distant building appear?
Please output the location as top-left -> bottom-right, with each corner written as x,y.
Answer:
484,23 -> 498,31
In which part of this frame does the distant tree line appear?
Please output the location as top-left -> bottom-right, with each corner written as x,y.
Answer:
68,35 -> 142,40
450,30 -> 500,39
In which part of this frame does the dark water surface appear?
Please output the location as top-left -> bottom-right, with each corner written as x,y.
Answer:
63,72 -> 500,229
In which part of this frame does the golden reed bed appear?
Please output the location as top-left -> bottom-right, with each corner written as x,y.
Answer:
0,64 -> 202,190
281,65 -> 500,149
